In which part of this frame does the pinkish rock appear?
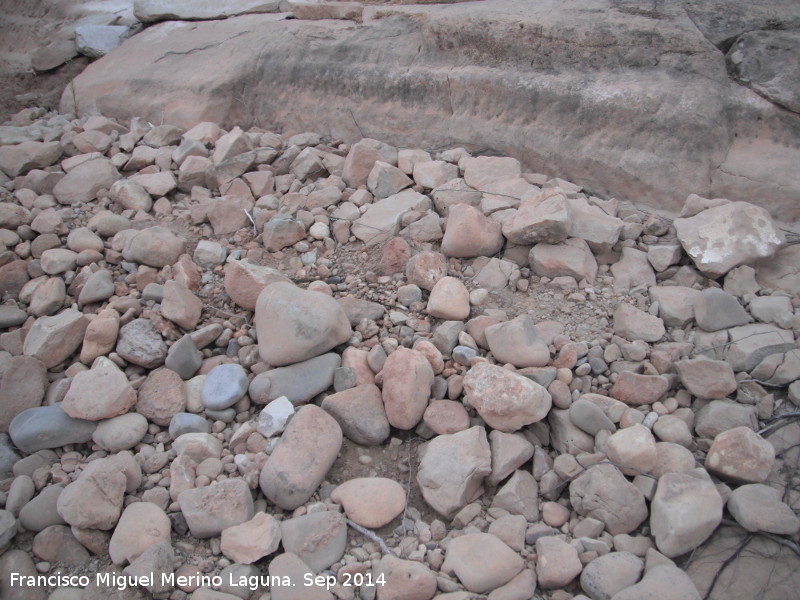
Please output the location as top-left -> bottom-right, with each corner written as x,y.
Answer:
650,472 -> 723,557
406,250 -> 447,291
569,464 -> 648,535
23,309 -> 89,369
416,426 -> 491,518
367,160 -> 413,198
605,424 -> 658,476
57,459 -> 127,530
427,276 -> 470,320
342,138 -> 397,189
535,536 -> 582,589
80,308 -> 120,364
441,203 -> 504,258
179,478 -> 254,538
442,533 -> 525,593
423,400 -> 470,435
373,555 -> 437,600
675,356 -> 737,399
613,303 -> 665,342
161,280 -> 202,330
612,564 -> 701,600
53,158 -> 120,205
727,483 -> 800,536
611,372 -> 670,405
0,356 -> 47,432
61,365 -> 137,421
530,238 -> 597,283
223,259 -> 290,310
381,347 -> 434,430
462,156 -> 531,198
0,141 -> 62,177
648,286 -> 700,327
502,193 -> 571,245
220,512 -> 281,564
136,367 -> 187,426
255,282 -> 352,367
122,226 -> 185,268
108,502 -> 170,565
463,361 -> 552,432
484,315 -> 550,368
331,478 -> 406,528
260,405 -> 343,510
705,426 -> 775,483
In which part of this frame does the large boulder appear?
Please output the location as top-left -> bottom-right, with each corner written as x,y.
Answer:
60,1 -> 800,223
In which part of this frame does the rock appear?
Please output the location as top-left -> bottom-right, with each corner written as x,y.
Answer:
462,156 -> 530,198
136,367 -> 187,426
220,512 -> 281,564
648,244 -> 683,273
130,171 -> 177,196
381,347 -> 433,430
108,502 -> 171,565
9,405 -> 96,453
727,29 -> 800,114
610,247 -> 656,293
484,315 -> 550,368
367,160 -> 413,198
75,24 -> 129,57
675,357 -> 737,399
612,564 -> 701,600
78,269 -> 114,305
462,361 -> 551,432
487,431 -> 535,486
427,276 -> 470,320
0,549 -> 47,600
724,323 -> 795,373
727,483 -> 800,535
53,158 -> 120,205
223,259 -> 290,310
693,288 -> 751,332
57,459 -> 127,530
610,372 -> 670,406
0,509 -> 15,551
569,464 -> 648,535
413,159 -> 457,189
756,243 -> 800,296
169,412 -> 210,438
18,485 -> 65,532
201,363 -> 249,410
569,397 -> 616,436
406,250 -> 447,291
61,365 -> 137,421
320,384 -> 390,445
93,412 -> 149,452
262,216 -> 306,251
373,555 -> 437,600
80,308 -> 120,364
748,295 -> 794,329
331,478 -> 406,528
650,472 -> 723,558
124,541 -> 174,596
549,408 -> 595,455
268,553 -> 334,600
705,426 -> 775,483
165,334 -> 203,379
351,189 -> 431,246
342,138 -> 397,189
249,353 -> 340,405
535,536 -> 582,590
423,399 -> 470,435
0,141 -> 61,177
116,318 -> 168,368
502,193 -> 571,245
122,227 -> 185,268
255,282 -> 352,367
567,197 -> 624,252
441,203 -> 504,258
255,396 -> 295,438
580,552 -> 643,600
260,404 -> 342,510
605,424 -> 657,476
6,475 -> 35,517
651,442 -> 696,477
280,511 -> 347,572
0,305 -> 27,328
40,249 -> 76,274
492,470 -> 540,521
674,201 -> 785,277
416,426 -> 491,518
178,478 -> 254,538
694,400 -> 757,439
0,356 -> 47,432
161,280 -> 202,330
612,303 -> 665,342
23,309 -> 88,368
110,180 -> 153,212
530,238 -> 598,283
442,533 -> 525,593
0,260 -> 30,298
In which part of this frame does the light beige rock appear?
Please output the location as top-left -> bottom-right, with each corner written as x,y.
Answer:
220,512 -> 281,564
331,478 -> 406,528
442,533 -> 525,593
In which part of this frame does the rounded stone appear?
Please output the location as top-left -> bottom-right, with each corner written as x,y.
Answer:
331,478 -> 406,528
92,412 -> 149,452
201,363 -> 249,410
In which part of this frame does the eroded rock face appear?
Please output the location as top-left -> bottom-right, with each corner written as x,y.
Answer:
61,1 -> 800,222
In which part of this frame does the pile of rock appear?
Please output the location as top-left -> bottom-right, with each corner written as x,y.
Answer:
0,106 -> 799,600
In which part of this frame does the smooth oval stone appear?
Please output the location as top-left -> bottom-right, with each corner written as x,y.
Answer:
19,485 -> 66,532
9,404 -> 96,453
201,363 -> 249,410
92,412 -> 148,452
205,408 -> 236,423
169,413 -> 210,439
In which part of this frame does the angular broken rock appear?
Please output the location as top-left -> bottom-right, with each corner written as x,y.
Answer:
255,282 -> 352,367
726,483 -> 800,536
705,426 -> 775,483
442,533 -> 525,593
108,502 -> 170,566
530,238 -> 598,282
484,315 -> 550,368
57,459 -> 127,530
122,226 -> 185,268
260,405 -> 342,510
650,472 -> 723,557
675,356 -> 737,399
178,478 -> 254,538
220,512 -> 281,564
612,302 -> 665,342
569,464 -> 648,535
320,384 -> 390,445
279,511 -> 347,573
23,309 -> 88,369
462,361 -> 552,432
535,536 -> 582,590
381,347 -> 434,430
441,203 -> 504,258
417,426 -> 491,519
223,259 -> 290,310
674,201 -> 785,277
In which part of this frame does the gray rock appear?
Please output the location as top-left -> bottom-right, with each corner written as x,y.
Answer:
569,397 -> 616,436
165,334 -> 203,379
9,404 -> 96,453
78,269 -> 115,305
725,323 -> 795,372
256,396 -> 295,438
0,434 -> 19,478
201,363 -> 249,410
569,464 -> 648,535
693,288 -> 751,332
0,509 -> 16,551
18,485 -> 65,532
320,384 -> 390,446
280,511 -> 347,573
75,25 -> 129,58
169,413 -> 210,438
178,478 -> 254,538
116,318 -> 168,368
0,306 -> 27,328
332,366 -> 356,392
694,400 -> 757,439
249,352 -> 340,405
92,412 -> 149,452
134,0 -> 282,23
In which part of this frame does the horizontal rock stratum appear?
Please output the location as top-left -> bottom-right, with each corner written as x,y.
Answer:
60,0 -> 800,223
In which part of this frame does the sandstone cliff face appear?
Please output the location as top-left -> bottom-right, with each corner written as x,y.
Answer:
59,0 -> 800,222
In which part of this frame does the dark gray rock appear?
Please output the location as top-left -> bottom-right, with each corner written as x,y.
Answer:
169,413 -> 210,439
165,333 -> 203,379
9,404 -> 96,453
249,352 -> 340,405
